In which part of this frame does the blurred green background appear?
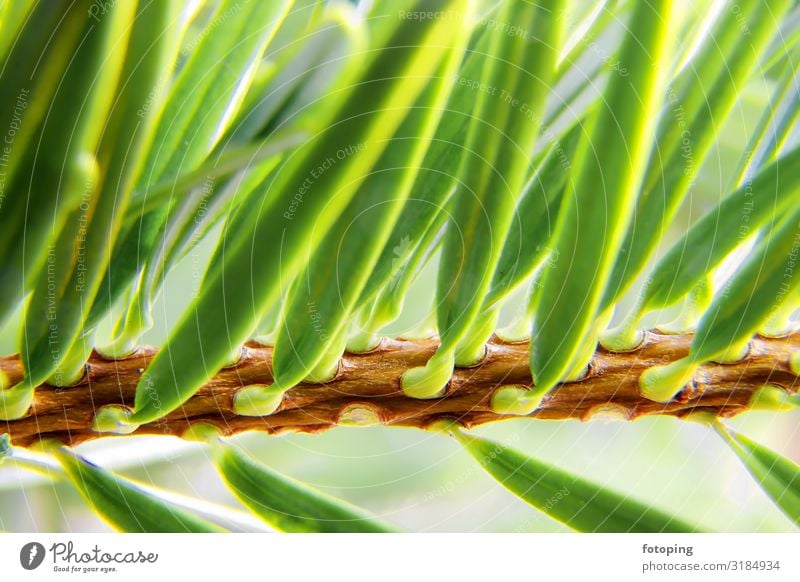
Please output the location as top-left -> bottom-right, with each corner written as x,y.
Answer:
1,1 -> 798,532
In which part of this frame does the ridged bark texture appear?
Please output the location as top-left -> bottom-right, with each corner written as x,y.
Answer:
2,331 -> 798,446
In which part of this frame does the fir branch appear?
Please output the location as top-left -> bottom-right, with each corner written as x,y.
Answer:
3,331 -> 797,447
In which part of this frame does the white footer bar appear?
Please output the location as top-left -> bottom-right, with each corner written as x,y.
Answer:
0,533 -> 796,581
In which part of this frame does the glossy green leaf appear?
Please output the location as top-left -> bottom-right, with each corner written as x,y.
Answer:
100,0 -> 339,343
150,6 -> 364,300
731,54 -> 800,185
128,0 -> 469,425
19,0 -> 183,392
0,1 -> 127,328
530,0 -> 674,400
6,1 -> 137,402
185,159 -> 283,287
353,20 -> 493,312
212,440 -> 397,532
485,119 -> 584,307
0,2 -> 82,223
641,206 -> 800,401
262,0 -> 326,66
22,203 -> 97,388
601,0 -> 792,312
266,25 -> 473,399
273,48 -> 468,400
359,61 -> 599,343
450,427 -> 702,533
150,159 -> 282,304
694,211 -> 800,358
761,282 -> 800,337
134,129 -> 306,218
556,0 -> 618,77
447,118 -> 585,364
637,144 -> 800,317
437,0 -> 563,350
716,424 -> 800,527
402,0 -> 565,397
357,9 -> 602,322
161,5 -> 374,342
53,448 -> 225,533
90,0 -> 295,346
222,6 -> 350,148
760,12 -> 800,76
0,0 -> 35,63
139,0 -> 295,188
360,210 -> 449,338
140,0 -> 338,220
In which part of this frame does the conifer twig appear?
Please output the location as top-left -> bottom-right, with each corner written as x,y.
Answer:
2,331 -> 798,446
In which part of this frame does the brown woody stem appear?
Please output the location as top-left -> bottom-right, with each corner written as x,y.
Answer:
2,331 -> 798,447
